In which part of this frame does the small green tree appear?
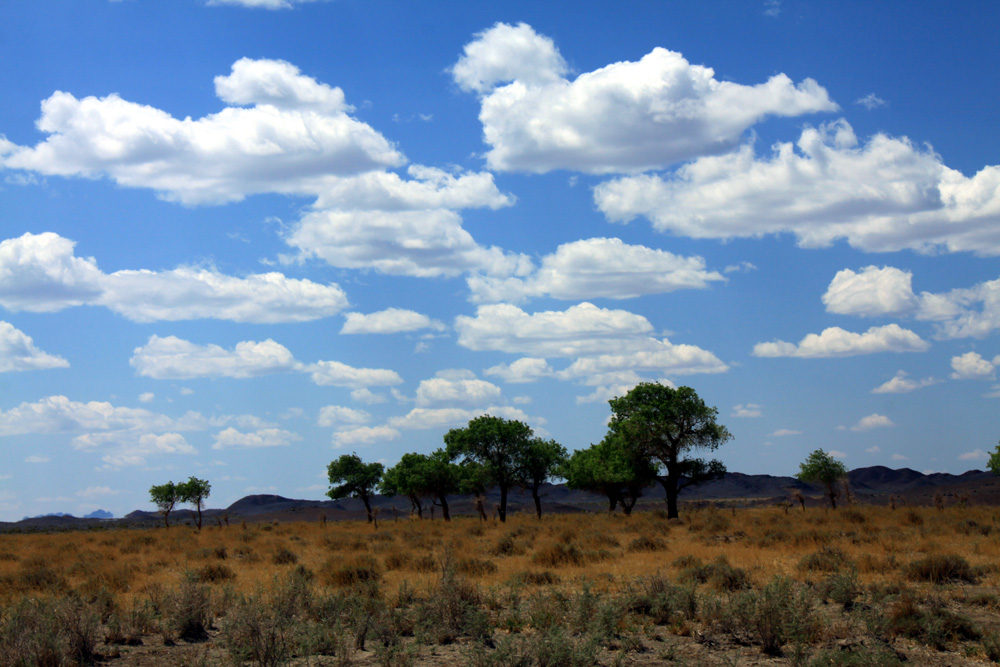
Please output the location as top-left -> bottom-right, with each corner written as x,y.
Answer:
149,481 -> 179,529
380,453 -> 428,518
988,440 -> 1000,476
521,438 -> 568,519
327,453 -> 384,523
561,435 -> 658,515
177,477 -> 211,530
444,415 -> 533,522
796,449 -> 848,509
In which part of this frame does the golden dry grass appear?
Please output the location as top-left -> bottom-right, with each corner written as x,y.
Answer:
1,502 -> 998,605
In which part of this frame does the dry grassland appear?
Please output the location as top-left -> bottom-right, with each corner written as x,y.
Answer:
2,503 -> 1000,666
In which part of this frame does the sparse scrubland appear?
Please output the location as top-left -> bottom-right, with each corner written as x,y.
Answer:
2,504 -> 1000,666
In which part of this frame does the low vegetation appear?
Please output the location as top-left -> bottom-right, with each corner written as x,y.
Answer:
1,503 -> 1000,665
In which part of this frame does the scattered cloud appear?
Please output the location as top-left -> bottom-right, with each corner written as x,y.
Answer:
0,58 -> 403,205
457,302 -> 727,381
453,22 -> 834,173
414,370 -> 502,408
753,324 -> 929,358
872,370 -> 938,394
484,357 -> 555,384
0,232 -> 347,323
131,336 -> 298,379
331,426 -> 400,448
138,392 -> 155,403
770,429 -> 801,437
206,0 -> 329,9
317,406 -> 371,427
0,321 -> 69,372
823,266 -> 918,317
950,351 -> 997,380
212,427 -> 301,449
958,448 -> 989,462
596,119 -> 1000,256
856,93 -> 887,109
25,455 -> 50,463
341,308 -> 446,334
732,403 -> 762,418
467,237 -> 723,303
849,413 -> 895,432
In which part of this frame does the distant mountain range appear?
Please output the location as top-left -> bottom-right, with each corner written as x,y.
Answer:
4,466 -> 999,531
21,509 -> 113,521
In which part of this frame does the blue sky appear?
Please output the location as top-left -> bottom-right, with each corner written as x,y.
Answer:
1,0 -> 999,520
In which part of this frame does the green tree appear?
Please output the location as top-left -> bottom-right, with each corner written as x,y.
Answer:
177,476 -> 211,530
328,453 -> 384,523
420,449 -> 466,521
796,449 -> 848,509
561,435 -> 658,515
444,415 -> 532,522
149,481 -> 179,529
609,383 -> 731,519
380,452 -> 428,518
988,440 -> 1000,476
521,438 -> 568,519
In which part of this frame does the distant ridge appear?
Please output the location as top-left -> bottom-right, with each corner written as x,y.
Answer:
3,466 -> 998,531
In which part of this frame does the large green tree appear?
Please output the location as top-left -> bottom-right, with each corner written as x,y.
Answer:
149,481 -> 179,529
609,383 -> 731,519
796,449 -> 848,509
561,435 -> 658,515
328,453 -> 384,523
444,415 -> 532,522
521,438 -> 568,519
177,476 -> 211,531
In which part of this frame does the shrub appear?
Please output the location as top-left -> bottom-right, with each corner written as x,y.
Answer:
886,592 -> 980,649
626,535 -> 667,552
223,593 -> 296,667
532,542 -> 586,567
490,533 -> 526,557
163,578 -> 212,641
626,575 -> 697,625
799,545 -> 852,573
272,548 -> 299,565
904,554 -> 979,584
197,562 -> 237,584
509,570 -> 561,586
322,556 -> 382,587
456,558 -> 499,577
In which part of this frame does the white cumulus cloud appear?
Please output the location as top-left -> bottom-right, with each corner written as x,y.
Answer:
596,119 -> 1000,255
1,58 -> 403,205
753,324 -> 929,358
341,308 -> 445,334
453,22 -> 835,173
212,427 -> 301,449
849,414 -> 895,431
822,266 -> 918,317
0,232 -> 347,323
331,426 -> 400,448
467,237 -> 724,303
0,322 -> 69,372
414,370 -> 502,407
950,351 -> 997,380
131,336 -> 298,379
871,370 -> 938,394
318,406 -> 371,427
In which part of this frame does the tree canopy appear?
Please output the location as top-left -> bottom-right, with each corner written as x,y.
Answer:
149,481 -> 179,529
796,449 -> 848,509
444,415 -> 533,522
561,434 -> 657,515
988,440 -> 1000,476
177,476 -> 211,530
609,383 -> 731,518
328,453 -> 384,523
521,438 -> 568,518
